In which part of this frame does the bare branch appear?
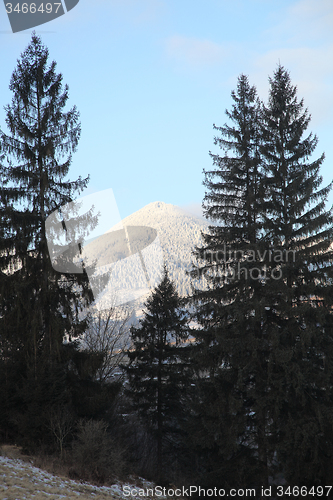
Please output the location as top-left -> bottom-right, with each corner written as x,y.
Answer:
82,304 -> 134,383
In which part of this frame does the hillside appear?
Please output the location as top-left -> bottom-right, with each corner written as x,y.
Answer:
0,448 -> 169,500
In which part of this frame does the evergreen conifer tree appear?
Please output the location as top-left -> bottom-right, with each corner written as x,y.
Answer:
258,64 -> 333,486
124,267 -> 189,482
190,66 -> 333,490
204,73 -> 262,244
0,34 -> 95,447
0,33 -> 92,364
190,74 -> 270,490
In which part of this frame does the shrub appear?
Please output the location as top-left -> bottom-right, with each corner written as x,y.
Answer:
70,419 -> 126,483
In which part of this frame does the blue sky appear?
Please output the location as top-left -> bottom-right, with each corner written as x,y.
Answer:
1,0 -> 333,220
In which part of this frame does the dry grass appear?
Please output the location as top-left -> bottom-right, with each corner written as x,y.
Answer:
0,445 -> 177,500
0,450 -> 120,499
0,445 -> 128,499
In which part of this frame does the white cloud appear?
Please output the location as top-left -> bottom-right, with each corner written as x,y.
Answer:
261,0 -> 333,45
254,44 -> 333,84
165,35 -> 226,68
289,0 -> 333,37
162,1 -> 333,127
249,0 -> 333,127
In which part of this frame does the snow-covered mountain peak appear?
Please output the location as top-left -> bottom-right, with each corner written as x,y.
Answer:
111,201 -> 206,230
83,201 -> 209,308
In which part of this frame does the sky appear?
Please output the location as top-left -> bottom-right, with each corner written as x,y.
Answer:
1,0 -> 333,221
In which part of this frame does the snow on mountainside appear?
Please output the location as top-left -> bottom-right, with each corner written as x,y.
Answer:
82,201 -> 209,308
111,201 -> 209,296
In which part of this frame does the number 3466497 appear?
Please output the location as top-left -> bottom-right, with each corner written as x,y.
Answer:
5,3 -> 62,14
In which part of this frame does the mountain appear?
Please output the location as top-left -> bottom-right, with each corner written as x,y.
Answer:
82,201 -> 209,309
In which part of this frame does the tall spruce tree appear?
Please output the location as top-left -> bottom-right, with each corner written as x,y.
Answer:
189,74 -> 271,490
0,34 -> 95,447
190,67 -> 333,491
258,64 -> 333,486
204,73 -> 262,244
124,267 -> 189,482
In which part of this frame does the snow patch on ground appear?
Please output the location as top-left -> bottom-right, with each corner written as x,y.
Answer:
0,455 -> 167,500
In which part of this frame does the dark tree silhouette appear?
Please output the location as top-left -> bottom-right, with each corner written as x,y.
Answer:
0,34 -> 99,450
190,67 -> 333,489
125,267 -> 189,482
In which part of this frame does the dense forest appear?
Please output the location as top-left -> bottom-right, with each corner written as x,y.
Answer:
1,34 -> 333,498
